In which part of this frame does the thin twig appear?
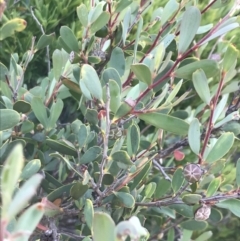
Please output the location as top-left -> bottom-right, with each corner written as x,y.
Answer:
153,159 -> 171,181
97,83 -> 111,189
199,71 -> 225,164
30,6 -> 51,73
136,193 -> 240,207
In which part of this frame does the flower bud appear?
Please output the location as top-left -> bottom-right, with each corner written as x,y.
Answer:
195,204 -> 211,221
183,163 -> 203,183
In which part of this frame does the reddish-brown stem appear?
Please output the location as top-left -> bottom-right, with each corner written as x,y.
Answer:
107,1 -> 112,29
134,10 -> 231,105
123,21 -> 173,88
201,0 -> 218,14
198,71 -> 225,164
45,81 -> 62,107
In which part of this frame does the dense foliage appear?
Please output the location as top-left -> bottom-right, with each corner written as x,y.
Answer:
1,0 -> 240,240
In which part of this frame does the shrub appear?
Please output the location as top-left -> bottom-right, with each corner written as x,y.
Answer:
1,0 -> 240,240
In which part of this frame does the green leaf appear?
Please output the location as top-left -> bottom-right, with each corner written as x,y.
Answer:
0,109 -> 20,131
105,79 -> 121,113
0,62 -> 8,81
111,151 -> 133,169
13,203 -> 44,241
172,168 -> 184,193
223,44 -> 239,72
93,212 -> 115,241
31,97 -> 48,129
175,60 -> 219,80
133,16 -> 143,63
8,174 -> 43,220
78,125 -> 88,148
80,146 -> 102,164
85,108 -> 98,125
1,144 -> 24,218
144,182 -> 156,198
161,0 -> 179,25
131,162 -> 152,191
84,199 -> 94,233
46,139 -> 78,157
169,204 -> 193,218
70,182 -> 88,199
236,159 -> 240,188
114,192 -> 135,208
182,194 -> 202,204
115,0 -> 132,12
201,23 -> 239,46
108,47 -> 125,77
206,177 -> 221,197
138,112 -> 189,135
90,12 -> 110,34
178,6 -> 201,54
0,18 -> 27,40
77,4 -> 88,27
20,159 -> 41,180
48,99 -> 63,130
113,101 -> 133,121
127,124 -> 140,158
209,208 -> 223,222
206,133 -> 234,163
47,183 -> 74,201
62,77 -> 82,94
154,179 -> 172,199
21,120 -> 34,134
131,63 -> 152,86
13,100 -> 31,113
102,68 -> 122,91
192,69 -> 211,105
195,231 -> 213,241
165,79 -> 183,103
60,26 -> 79,52
35,33 -> 55,51
80,64 -> 103,101
188,118 -> 201,155
180,220 -> 207,231
52,49 -> 65,80
216,199 -> 240,218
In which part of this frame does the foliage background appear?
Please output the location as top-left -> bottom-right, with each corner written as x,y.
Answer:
1,0 -> 240,240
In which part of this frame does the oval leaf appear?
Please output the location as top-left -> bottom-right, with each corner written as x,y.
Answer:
138,112 -> 189,135
192,69 -> 211,105
80,64 -> 103,101
113,192 -> 135,208
178,6 -> 201,54
93,212 -> 115,241
175,60 -> 219,80
80,146 -> 102,164
180,220 -> 207,231
206,133 -> 234,163
131,63 -> 152,86
0,109 -> 20,131
188,118 -> 201,155
172,168 -> 185,194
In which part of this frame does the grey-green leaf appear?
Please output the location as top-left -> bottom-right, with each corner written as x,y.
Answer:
192,69 -> 211,105
206,133 -> 234,163
131,63 -> 152,86
77,4 -> 88,27
84,199 -> 94,233
93,212 -> 115,241
138,112 -> 189,135
60,26 -> 79,52
31,97 -> 48,129
0,109 -> 20,131
80,146 -> 102,164
80,64 -> 103,101
172,168 -> 185,193
188,118 -> 201,155
178,6 -> 201,54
